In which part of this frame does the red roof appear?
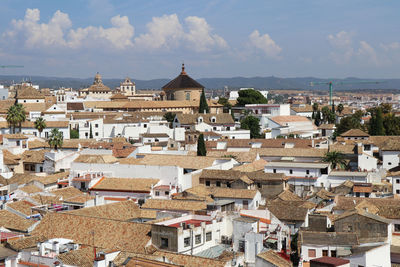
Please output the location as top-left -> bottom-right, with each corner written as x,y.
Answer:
1,231 -> 23,242
310,256 -> 350,266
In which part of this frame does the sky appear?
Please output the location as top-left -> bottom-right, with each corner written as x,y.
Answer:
0,0 -> 399,80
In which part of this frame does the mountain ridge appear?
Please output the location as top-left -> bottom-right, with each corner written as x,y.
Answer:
0,75 -> 399,91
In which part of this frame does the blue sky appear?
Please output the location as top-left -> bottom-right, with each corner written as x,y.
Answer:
0,0 -> 399,80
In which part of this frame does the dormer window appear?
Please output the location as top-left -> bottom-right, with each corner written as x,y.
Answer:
211,117 -> 216,123
198,117 -> 203,123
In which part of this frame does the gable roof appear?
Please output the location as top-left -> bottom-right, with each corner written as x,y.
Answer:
90,177 -> 159,193
67,102 -> 84,111
16,87 -> 45,99
341,129 -> 369,137
141,199 -> 207,211
6,200 -> 37,216
257,250 -> 292,267
32,213 -> 151,253
0,210 -> 36,232
210,187 -> 258,199
269,115 -> 311,126
267,200 -> 314,221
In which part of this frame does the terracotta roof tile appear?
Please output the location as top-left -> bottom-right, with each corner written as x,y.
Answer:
0,210 -> 36,232
31,212 -> 151,253
341,129 -> 369,137
142,199 -> 207,212
90,177 -> 159,192
257,250 -> 292,267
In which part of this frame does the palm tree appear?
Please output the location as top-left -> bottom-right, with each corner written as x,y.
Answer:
6,104 -> 26,133
16,104 -> 26,133
48,128 -> 63,150
323,151 -> 347,170
34,117 -> 47,138
337,104 -> 344,115
6,105 -> 18,134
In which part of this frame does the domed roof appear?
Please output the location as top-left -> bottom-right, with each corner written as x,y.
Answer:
88,72 -> 110,92
162,64 -> 204,90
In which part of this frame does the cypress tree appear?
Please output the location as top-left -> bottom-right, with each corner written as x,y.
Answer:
89,123 -> 93,139
315,111 -> 322,126
197,134 -> 207,156
199,89 -> 209,114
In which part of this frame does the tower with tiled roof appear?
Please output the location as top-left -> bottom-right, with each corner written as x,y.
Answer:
162,64 -> 204,101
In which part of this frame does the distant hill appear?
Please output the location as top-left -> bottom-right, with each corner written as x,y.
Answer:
0,75 -> 399,91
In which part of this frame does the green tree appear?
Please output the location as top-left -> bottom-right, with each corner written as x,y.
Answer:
240,115 -> 261,138
6,105 -> 18,134
374,108 -> 385,135
163,112 -> 176,128
312,103 -> 319,113
70,128 -> 79,139
323,151 -> 347,170
199,89 -> 209,113
384,113 -> 400,135
89,123 -> 93,138
314,111 -> 322,126
6,104 -> 26,133
335,110 -> 364,135
337,104 -> 344,115
321,106 -> 331,123
197,133 -> 206,156
48,128 -> 64,150
236,89 -> 268,106
34,117 -> 46,138
327,111 -> 336,124
380,103 -> 392,114
217,97 -> 232,110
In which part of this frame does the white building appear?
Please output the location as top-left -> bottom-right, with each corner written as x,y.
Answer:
268,115 -> 318,138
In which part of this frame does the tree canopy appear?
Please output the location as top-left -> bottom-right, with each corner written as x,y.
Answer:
240,115 -> 261,138
48,128 -> 64,150
34,117 -> 46,138
6,104 -> 26,134
199,89 -> 209,113
197,133 -> 207,156
236,89 -> 268,106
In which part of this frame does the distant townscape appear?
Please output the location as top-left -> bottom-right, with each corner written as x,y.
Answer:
1,64 -> 400,267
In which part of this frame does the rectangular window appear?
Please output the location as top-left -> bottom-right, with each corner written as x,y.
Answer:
216,181 -> 221,187
306,170 -> 310,175
165,191 -> 169,195
155,191 -> 160,196
95,124 -> 99,128
322,250 -> 328,256
184,237 -> 190,247
95,132 -> 99,136
397,190 -> 400,194
273,169 -> 276,173
308,249 -> 316,258
16,140 -> 20,146
395,224 -> 400,232
397,179 -> 400,184
205,181 -> 210,186
195,234 -> 201,244
331,250 -> 336,257
206,232 -> 212,242
161,238 -> 169,249
289,169 -> 293,174
243,200 -> 248,209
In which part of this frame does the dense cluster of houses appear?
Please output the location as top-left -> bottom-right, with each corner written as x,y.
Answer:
0,69 -> 399,267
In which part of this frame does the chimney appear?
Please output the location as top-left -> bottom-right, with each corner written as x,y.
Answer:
203,110 -> 206,114
311,139 -> 314,147
94,192 -> 99,206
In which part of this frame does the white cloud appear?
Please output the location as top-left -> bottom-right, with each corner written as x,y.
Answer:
5,9 -> 71,48
134,14 -> 228,52
134,14 -> 183,50
248,30 -> 282,58
184,16 -> 228,52
67,15 -> 134,49
357,40 -> 378,65
380,42 -> 400,51
4,8 -> 134,50
327,31 -> 354,63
